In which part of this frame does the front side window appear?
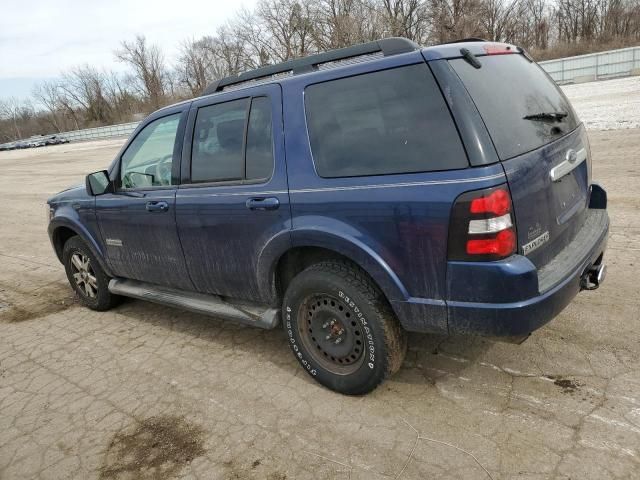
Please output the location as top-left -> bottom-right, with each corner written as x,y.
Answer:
120,114 -> 180,189
304,64 -> 467,178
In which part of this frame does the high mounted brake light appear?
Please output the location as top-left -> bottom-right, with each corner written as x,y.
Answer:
483,45 -> 514,55
448,186 -> 517,261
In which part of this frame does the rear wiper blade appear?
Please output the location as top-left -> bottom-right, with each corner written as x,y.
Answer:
523,111 -> 568,122
460,48 -> 482,69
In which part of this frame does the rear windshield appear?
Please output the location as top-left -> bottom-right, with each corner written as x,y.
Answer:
305,64 -> 467,178
450,54 -> 579,160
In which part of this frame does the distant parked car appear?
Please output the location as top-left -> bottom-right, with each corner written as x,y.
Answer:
43,135 -> 69,146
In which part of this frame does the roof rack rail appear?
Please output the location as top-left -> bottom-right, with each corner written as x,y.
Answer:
202,37 -> 419,96
441,37 -> 488,44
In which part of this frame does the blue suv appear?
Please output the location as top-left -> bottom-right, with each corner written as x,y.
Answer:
47,38 -> 609,394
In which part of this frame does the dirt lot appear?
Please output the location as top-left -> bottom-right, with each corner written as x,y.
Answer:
562,76 -> 640,131
0,131 -> 639,480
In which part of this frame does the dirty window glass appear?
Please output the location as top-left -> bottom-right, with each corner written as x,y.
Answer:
450,54 -> 579,160
191,99 -> 248,183
245,97 -> 274,181
120,114 -> 180,188
304,64 -> 467,178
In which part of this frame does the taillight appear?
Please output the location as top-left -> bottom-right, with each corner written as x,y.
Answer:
469,189 -> 510,216
466,229 -> 516,256
448,185 -> 517,261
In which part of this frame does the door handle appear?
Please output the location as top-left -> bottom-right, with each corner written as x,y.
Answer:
246,197 -> 280,211
146,201 -> 169,212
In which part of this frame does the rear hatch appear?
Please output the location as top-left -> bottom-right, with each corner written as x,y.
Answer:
449,50 -> 591,271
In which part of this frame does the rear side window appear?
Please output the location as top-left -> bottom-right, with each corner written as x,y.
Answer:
450,54 -> 579,160
305,64 -> 467,178
191,99 -> 248,183
191,97 -> 275,183
245,97 -> 274,180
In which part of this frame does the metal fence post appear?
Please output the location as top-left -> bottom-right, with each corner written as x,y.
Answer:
595,54 -> 599,80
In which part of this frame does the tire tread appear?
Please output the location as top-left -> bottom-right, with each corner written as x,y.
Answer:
300,260 -> 407,392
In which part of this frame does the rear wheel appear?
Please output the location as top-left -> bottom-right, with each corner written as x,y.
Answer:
282,261 -> 407,395
63,236 -> 120,311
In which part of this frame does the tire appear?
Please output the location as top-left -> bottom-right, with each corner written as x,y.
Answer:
282,260 -> 407,395
63,236 -> 120,311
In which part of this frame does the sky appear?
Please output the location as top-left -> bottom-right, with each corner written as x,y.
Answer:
0,0 -> 256,102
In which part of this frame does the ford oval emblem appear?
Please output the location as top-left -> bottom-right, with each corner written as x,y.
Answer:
566,149 -> 578,164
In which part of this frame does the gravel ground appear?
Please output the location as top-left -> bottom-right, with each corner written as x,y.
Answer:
1,108 -> 639,478
562,76 -> 640,130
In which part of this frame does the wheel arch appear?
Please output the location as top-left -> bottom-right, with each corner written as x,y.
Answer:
269,232 -> 410,307
48,218 -> 113,277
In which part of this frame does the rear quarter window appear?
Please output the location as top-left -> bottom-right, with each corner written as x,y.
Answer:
304,64 -> 467,178
450,54 -> 579,160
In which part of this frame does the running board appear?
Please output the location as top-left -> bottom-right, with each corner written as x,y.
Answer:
108,278 -> 279,329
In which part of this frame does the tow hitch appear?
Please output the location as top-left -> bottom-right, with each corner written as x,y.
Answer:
581,263 -> 607,291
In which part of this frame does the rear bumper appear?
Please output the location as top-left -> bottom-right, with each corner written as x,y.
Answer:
445,207 -> 609,338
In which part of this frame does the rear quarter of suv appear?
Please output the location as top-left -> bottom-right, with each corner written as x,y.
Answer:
47,38 -> 608,394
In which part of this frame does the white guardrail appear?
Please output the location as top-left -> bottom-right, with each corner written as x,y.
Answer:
539,45 -> 640,84
59,121 -> 140,142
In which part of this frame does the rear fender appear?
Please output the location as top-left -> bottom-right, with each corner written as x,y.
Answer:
289,224 -> 410,302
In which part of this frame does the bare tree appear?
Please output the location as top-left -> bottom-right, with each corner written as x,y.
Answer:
32,81 -> 63,132
381,0 -> 430,42
104,71 -> 137,121
178,37 -> 216,96
429,0 -> 485,42
213,28 -> 255,75
478,0 -> 520,41
257,0 -> 317,61
116,35 -> 168,109
0,98 -> 24,139
311,0 -> 384,50
59,66 -> 113,125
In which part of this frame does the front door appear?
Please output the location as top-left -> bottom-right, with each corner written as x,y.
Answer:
96,109 -> 194,291
176,85 -> 291,303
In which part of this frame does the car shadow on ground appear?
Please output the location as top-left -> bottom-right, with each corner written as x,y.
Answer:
108,296 -> 495,392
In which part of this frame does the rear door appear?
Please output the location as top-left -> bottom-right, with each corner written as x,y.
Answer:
175,84 -> 291,303
450,52 -> 591,269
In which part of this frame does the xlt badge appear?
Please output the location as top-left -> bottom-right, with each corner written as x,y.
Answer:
105,238 -> 123,247
522,231 -> 550,255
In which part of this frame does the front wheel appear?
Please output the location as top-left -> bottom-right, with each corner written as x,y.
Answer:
282,261 -> 407,395
63,236 -> 120,311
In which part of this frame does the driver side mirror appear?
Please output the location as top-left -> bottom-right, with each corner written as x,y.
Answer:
86,170 -> 112,196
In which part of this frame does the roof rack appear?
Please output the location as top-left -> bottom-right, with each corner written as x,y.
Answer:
202,37 -> 420,96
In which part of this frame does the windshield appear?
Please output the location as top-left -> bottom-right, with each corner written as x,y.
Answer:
450,54 -> 579,160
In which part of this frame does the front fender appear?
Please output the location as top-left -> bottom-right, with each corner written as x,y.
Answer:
289,221 -> 410,302
48,208 -> 113,277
